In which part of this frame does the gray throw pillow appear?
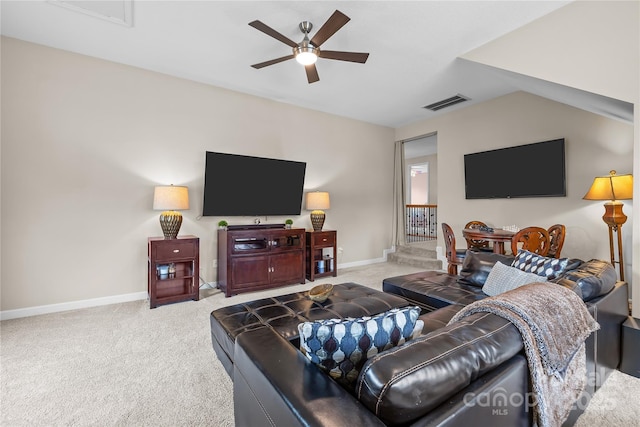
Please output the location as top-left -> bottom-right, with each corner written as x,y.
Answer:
482,261 -> 547,296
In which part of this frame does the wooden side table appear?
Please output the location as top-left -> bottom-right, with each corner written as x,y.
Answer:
148,236 -> 199,308
306,230 -> 337,281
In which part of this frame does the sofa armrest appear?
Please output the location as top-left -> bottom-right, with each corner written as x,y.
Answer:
356,312 -> 524,425
233,327 -> 385,427
552,259 -> 617,301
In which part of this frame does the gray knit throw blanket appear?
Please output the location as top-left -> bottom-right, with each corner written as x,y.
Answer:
448,282 -> 600,427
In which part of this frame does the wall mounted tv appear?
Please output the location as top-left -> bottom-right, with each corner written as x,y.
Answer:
464,138 -> 566,199
202,152 -> 307,216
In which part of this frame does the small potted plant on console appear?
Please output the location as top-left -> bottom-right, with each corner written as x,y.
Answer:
285,219 -> 294,229
218,220 -> 228,230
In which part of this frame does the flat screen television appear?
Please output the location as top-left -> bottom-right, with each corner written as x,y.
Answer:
202,152 -> 306,216
464,138 -> 566,199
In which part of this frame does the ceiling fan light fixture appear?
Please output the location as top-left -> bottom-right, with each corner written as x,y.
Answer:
294,46 -> 318,65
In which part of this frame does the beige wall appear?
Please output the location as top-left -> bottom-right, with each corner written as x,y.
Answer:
398,0 -> 639,315
397,91 -> 634,263
463,0 -> 639,317
406,153 -> 437,204
461,1 -> 638,105
1,37 -> 395,313
425,153 -> 438,204
2,1 -> 638,316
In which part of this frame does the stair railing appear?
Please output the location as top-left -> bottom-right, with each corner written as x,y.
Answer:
406,204 -> 437,242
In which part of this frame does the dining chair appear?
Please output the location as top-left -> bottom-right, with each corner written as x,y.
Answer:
547,224 -> 566,258
442,223 -> 467,275
510,226 -> 551,256
464,220 -> 493,252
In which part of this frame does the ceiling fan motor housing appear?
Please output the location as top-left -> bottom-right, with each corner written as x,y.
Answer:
294,22 -> 318,65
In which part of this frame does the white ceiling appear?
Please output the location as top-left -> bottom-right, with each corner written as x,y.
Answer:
1,0 -> 630,129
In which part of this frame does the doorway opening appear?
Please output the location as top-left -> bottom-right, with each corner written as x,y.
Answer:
403,134 -> 437,242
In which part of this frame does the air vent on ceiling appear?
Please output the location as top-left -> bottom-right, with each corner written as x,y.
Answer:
48,0 -> 133,27
423,94 -> 470,111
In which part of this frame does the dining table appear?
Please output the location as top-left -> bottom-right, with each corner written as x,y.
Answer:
462,228 -> 516,255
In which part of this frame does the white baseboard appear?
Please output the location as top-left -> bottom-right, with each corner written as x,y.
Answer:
339,257 -> 387,269
0,252 -> 399,321
436,245 -> 447,269
0,291 -> 148,321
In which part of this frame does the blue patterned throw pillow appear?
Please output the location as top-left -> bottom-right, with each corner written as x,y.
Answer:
298,306 -> 423,390
511,249 -> 570,280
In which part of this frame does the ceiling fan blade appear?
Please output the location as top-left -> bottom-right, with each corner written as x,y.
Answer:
251,54 -> 295,69
319,50 -> 369,63
305,64 -> 320,84
310,10 -> 350,47
249,20 -> 298,48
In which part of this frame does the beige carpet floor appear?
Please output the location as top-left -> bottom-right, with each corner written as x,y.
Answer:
1,262 -> 639,426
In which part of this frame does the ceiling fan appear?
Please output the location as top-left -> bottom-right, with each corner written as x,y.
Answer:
249,10 -> 369,84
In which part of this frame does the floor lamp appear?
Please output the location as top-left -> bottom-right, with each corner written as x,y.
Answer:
583,170 -> 633,281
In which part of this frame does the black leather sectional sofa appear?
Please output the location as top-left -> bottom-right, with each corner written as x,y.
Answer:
210,252 -> 628,426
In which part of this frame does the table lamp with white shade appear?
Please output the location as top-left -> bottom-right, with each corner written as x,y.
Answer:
306,191 -> 330,231
153,185 -> 189,239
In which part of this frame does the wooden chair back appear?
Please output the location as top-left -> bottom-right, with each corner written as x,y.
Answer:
442,223 -> 465,275
547,224 -> 566,258
511,226 -> 551,256
464,220 -> 492,251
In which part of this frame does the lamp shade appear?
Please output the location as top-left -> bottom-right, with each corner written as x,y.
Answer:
583,170 -> 633,201
306,191 -> 330,210
153,185 -> 190,211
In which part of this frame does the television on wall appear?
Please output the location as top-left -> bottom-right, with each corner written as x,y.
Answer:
202,152 -> 306,216
464,138 -> 566,199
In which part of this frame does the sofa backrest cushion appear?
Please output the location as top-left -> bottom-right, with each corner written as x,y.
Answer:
298,306 -> 423,391
457,251 -> 515,287
551,259 -> 617,301
355,312 -> 523,426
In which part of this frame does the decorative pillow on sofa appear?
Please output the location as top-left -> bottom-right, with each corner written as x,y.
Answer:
482,261 -> 547,296
298,306 -> 423,390
457,251 -> 516,287
511,249 -> 571,280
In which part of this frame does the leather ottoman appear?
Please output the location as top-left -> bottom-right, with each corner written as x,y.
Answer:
210,282 -> 412,377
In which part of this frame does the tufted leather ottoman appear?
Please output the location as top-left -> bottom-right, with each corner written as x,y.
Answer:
210,282 -> 412,377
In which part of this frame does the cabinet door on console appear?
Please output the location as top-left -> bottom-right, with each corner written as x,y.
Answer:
270,251 -> 305,284
231,256 -> 270,289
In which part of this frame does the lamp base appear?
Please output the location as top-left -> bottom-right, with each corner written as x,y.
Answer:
159,210 -> 183,239
602,201 -> 627,282
602,200 -> 627,227
310,210 -> 325,232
